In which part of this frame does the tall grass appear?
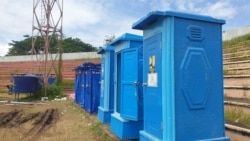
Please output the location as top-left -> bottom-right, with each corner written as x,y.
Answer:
225,107 -> 250,128
223,33 -> 250,48
61,80 -> 74,89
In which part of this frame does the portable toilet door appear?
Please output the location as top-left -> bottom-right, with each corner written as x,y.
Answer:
84,67 -> 92,112
120,46 -> 143,121
141,33 -> 163,140
91,67 -> 101,113
83,63 -> 101,113
74,65 -> 85,106
109,33 -> 143,140
79,67 -> 86,108
133,11 -> 229,141
83,63 -> 94,113
97,46 -> 115,123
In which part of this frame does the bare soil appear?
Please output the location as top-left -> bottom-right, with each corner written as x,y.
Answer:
226,130 -> 250,141
0,93 -> 118,141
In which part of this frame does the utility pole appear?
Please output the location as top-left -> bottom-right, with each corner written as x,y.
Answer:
31,0 -> 63,96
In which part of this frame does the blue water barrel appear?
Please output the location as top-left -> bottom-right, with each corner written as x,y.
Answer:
13,74 -> 40,93
48,77 -> 56,85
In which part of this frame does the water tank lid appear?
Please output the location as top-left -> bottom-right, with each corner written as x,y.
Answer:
132,11 -> 226,30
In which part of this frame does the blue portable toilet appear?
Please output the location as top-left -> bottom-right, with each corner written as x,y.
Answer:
74,62 -> 101,113
132,11 -> 229,141
74,65 -> 86,107
84,62 -> 101,113
109,33 -> 144,139
97,46 -> 115,123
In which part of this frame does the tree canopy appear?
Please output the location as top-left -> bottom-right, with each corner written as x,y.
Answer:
6,35 -> 97,56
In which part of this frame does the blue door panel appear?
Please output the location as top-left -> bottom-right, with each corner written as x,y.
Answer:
84,71 -> 91,111
120,48 -> 139,121
143,33 -> 162,139
79,73 -> 85,107
92,72 -> 100,113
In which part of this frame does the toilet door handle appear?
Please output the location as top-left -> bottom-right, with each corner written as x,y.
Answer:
142,83 -> 147,87
133,81 -> 139,86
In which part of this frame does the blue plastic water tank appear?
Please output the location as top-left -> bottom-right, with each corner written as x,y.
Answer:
12,74 -> 40,93
48,75 -> 56,85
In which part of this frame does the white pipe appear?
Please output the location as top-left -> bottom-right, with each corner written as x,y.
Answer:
225,124 -> 250,134
0,100 -> 8,103
224,101 -> 250,107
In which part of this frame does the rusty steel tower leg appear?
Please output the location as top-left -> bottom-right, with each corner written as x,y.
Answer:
32,0 -> 63,96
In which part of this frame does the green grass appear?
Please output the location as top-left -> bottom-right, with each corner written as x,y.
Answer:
17,84 -> 66,101
90,122 -> 104,135
0,89 -> 8,93
73,58 -> 100,61
223,33 -> 250,48
61,80 -> 74,89
69,101 -> 114,141
225,107 -> 250,128
223,34 -> 250,62
90,121 -> 114,141
223,69 -> 231,75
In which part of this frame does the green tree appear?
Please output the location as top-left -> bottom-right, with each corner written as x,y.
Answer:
103,34 -> 115,46
6,35 -> 97,56
62,37 -> 96,52
7,35 -> 32,56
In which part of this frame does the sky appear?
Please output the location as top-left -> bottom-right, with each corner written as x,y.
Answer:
0,0 -> 250,56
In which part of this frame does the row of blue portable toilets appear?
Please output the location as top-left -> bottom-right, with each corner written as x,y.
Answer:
74,11 -> 230,141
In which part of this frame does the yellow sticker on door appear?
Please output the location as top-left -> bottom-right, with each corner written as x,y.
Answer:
149,55 -> 156,73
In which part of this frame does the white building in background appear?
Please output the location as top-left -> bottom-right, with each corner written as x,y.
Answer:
0,52 -> 100,62
223,25 -> 250,41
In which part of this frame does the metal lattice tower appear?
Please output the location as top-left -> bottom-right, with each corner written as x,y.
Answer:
32,0 -> 63,96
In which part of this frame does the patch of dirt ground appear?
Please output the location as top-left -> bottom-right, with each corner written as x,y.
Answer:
0,93 -> 118,141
